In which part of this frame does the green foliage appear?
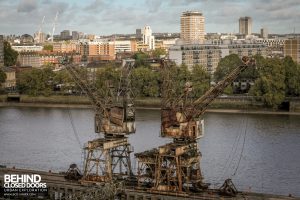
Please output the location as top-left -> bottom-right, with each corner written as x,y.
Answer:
17,67 -> 55,96
223,85 -> 233,95
132,52 -> 149,67
95,67 -> 121,96
4,41 -> 18,66
214,54 -> 243,81
250,57 -> 286,108
53,69 -> 75,92
41,62 -> 54,68
283,56 -> 300,96
152,48 -> 166,58
0,69 -> 6,84
131,67 -> 160,97
214,54 -> 258,81
162,64 -> 210,99
190,65 -> 211,97
43,44 -> 53,51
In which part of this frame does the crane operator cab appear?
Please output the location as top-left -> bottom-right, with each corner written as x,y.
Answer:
161,108 -> 204,141
94,105 -> 136,136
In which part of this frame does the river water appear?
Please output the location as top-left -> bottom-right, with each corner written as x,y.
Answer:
0,107 -> 299,196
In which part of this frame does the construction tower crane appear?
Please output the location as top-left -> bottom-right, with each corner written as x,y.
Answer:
50,12 -> 59,42
63,58 -> 136,183
34,16 -> 45,44
135,56 -> 256,194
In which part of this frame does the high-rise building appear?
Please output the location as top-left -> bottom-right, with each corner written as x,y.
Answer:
142,26 -> 155,50
239,17 -> 252,35
136,29 -> 142,39
0,35 -> 4,67
60,30 -> 71,40
284,38 -> 300,63
260,28 -> 268,39
180,11 -> 205,43
72,31 -> 79,40
34,32 -> 46,44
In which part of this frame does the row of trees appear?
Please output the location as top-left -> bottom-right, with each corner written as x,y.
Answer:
13,52 -> 300,109
16,63 -> 210,99
214,54 -> 300,108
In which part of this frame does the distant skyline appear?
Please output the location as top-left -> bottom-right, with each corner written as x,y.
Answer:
0,0 -> 299,36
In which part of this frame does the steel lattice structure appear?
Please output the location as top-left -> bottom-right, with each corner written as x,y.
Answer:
65,59 -> 136,183
136,57 -> 255,194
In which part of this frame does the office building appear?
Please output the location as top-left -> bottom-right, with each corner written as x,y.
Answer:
114,40 -> 137,53
284,38 -> 300,63
239,17 -> 252,35
34,32 -> 46,44
169,42 -> 267,73
260,28 -> 268,39
142,26 -> 155,50
180,11 -> 205,43
60,30 -> 71,40
52,42 -> 78,53
17,52 -> 41,68
72,31 -> 80,40
136,29 -> 142,39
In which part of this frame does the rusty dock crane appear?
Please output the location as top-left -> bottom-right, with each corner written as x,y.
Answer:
64,58 -> 136,183
135,57 -> 256,195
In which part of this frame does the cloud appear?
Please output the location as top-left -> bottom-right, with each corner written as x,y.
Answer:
85,0 -> 106,12
0,0 -> 299,35
145,0 -> 163,12
17,0 -> 38,13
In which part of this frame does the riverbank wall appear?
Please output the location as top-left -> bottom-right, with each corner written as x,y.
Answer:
1,95 -> 300,115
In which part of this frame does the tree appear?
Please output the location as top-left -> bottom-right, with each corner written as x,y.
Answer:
43,44 -> 53,51
53,69 -> 75,93
131,67 -> 160,97
214,54 -> 243,81
95,66 -> 121,96
152,48 -> 166,58
17,67 -> 55,96
250,57 -> 286,109
4,41 -> 18,66
283,56 -> 300,96
190,65 -> 210,97
0,69 -> 6,84
132,52 -> 149,67
214,54 -> 258,93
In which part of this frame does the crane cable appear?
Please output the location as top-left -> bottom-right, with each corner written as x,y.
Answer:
219,116 -> 244,181
66,94 -> 82,148
67,108 -> 82,148
231,92 -> 251,177
232,116 -> 248,177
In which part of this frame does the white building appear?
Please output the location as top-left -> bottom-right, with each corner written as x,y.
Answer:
12,45 -> 43,52
142,26 -> 155,50
114,40 -> 133,52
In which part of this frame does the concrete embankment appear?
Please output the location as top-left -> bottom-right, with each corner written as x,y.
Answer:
1,95 -> 300,115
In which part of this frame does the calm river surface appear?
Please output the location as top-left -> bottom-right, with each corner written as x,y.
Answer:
0,107 -> 300,196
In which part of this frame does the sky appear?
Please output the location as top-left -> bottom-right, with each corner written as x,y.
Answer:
0,0 -> 299,36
